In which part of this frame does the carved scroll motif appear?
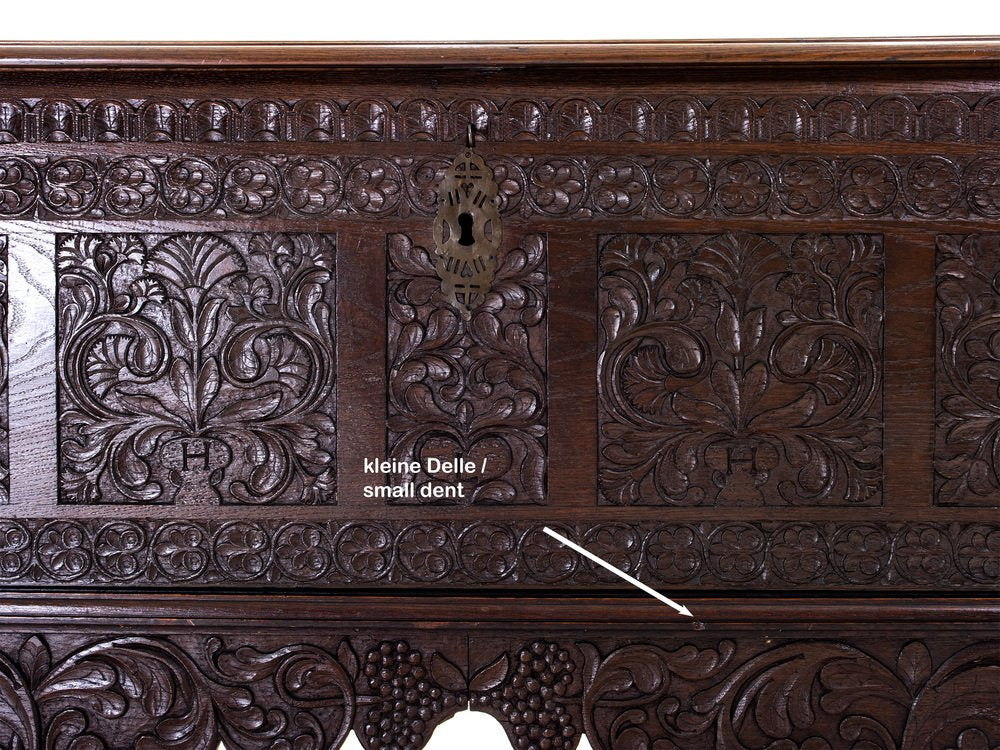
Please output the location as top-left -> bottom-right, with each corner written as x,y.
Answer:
935,234 -> 1000,505
388,233 -> 547,505
598,232 -> 884,506
56,232 -> 336,505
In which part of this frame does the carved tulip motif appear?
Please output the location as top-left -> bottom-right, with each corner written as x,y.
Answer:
57,232 -> 336,506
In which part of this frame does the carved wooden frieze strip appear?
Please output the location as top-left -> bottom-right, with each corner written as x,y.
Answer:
0,629 -> 994,750
0,235 -> 6,504
0,518 -> 995,588
598,232 -> 884,507
1,153 -> 999,221
387,233 -> 547,505
935,233 -> 1000,506
56,232 -> 337,506
0,93 -> 998,144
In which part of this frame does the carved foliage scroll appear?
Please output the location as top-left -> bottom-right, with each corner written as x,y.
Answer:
56,232 -> 336,505
599,232 -> 883,506
936,234 -> 1000,505
387,233 -> 547,504
0,632 -> 995,750
583,639 -> 999,750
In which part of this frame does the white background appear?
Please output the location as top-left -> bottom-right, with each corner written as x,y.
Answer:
0,0 -> 996,40
2,2 -> 993,748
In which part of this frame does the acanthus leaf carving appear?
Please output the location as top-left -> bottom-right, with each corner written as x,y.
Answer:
935,234 -> 1000,506
57,232 -> 336,506
387,233 -> 547,505
598,232 -> 884,506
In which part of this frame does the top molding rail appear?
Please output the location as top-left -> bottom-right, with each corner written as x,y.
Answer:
0,38 -> 999,69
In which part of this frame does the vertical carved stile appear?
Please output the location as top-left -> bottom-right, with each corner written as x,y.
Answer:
0,235 -> 7,503
386,136 -> 546,505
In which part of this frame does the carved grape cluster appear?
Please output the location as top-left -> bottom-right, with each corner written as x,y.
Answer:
362,641 -> 456,750
475,641 -> 577,750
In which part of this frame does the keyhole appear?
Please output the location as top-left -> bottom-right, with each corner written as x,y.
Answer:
457,212 -> 475,246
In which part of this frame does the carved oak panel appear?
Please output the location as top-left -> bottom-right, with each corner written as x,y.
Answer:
935,233 -> 1000,506
387,233 -> 547,505
55,232 -> 336,506
598,232 -> 883,506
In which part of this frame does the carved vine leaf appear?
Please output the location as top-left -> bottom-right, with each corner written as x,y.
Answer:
356,641 -> 468,750
470,641 -> 586,750
935,234 -> 1000,506
598,232 -> 883,507
56,232 -> 336,506
387,233 -> 547,505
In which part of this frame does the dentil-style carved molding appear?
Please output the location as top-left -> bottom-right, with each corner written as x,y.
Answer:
56,232 -> 337,506
1,153 -> 998,221
0,93 -> 998,143
0,518 -> 995,588
0,630 -> 994,750
599,232 -> 883,506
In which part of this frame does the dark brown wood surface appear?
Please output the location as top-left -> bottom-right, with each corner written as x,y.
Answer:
0,41 -> 996,749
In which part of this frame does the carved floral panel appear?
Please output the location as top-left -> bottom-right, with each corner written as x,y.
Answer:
56,232 -> 336,505
387,233 -> 547,504
598,232 -> 884,506
936,233 -> 1000,505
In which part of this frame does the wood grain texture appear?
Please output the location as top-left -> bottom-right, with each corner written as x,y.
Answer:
0,39 -> 999,68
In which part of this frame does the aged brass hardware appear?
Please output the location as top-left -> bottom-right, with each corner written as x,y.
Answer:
432,125 -> 502,319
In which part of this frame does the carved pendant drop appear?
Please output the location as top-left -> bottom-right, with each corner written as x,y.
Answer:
432,132 -> 502,319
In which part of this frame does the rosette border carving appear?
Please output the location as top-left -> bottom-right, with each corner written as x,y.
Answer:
0,153 -> 997,221
0,518 -> 994,589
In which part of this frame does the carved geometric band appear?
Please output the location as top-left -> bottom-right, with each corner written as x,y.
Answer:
0,518 -> 995,588
0,92 -> 998,143
1,153 -> 999,221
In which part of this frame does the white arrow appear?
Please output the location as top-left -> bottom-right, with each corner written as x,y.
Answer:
542,526 -> 694,618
